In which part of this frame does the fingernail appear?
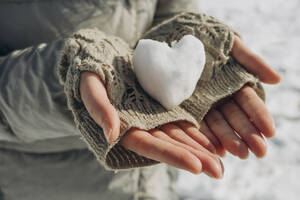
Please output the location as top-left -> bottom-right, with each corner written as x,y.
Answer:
210,158 -> 224,179
205,158 -> 224,179
270,117 -> 276,137
103,125 -> 113,143
272,124 -> 276,136
192,159 -> 202,174
272,120 -> 276,132
216,158 -> 224,179
218,157 -> 224,176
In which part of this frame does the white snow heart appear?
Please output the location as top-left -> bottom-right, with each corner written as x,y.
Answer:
133,35 -> 206,110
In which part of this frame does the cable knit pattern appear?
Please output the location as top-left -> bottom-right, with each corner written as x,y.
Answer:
57,12 -> 264,170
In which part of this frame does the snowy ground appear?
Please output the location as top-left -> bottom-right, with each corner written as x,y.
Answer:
176,0 -> 300,199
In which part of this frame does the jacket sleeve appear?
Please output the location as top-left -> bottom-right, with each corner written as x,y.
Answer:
0,40 -> 86,152
155,0 -> 202,23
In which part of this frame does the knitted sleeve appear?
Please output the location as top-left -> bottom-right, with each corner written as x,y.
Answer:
57,29 -> 199,170
57,12 -> 264,170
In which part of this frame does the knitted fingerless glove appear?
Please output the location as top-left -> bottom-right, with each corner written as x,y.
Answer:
143,12 -> 265,122
57,12 -> 264,170
58,29 -> 198,170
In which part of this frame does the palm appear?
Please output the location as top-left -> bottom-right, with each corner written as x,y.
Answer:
80,71 -> 223,178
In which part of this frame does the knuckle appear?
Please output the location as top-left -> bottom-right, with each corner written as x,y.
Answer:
148,129 -> 160,135
222,103 -> 240,119
207,111 -> 224,126
240,124 -> 257,136
236,87 -> 253,103
219,132 -> 234,144
178,120 -> 194,129
229,140 -> 248,158
160,123 -> 178,132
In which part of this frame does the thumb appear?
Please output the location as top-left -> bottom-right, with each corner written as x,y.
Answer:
80,71 -> 120,143
231,36 -> 281,84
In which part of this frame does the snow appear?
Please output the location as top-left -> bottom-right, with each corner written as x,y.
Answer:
133,35 -> 206,110
176,0 -> 300,199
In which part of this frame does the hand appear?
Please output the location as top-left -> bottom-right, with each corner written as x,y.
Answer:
80,71 -> 224,178
201,36 -> 281,159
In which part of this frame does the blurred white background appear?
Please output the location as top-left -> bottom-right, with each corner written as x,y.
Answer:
176,0 -> 300,199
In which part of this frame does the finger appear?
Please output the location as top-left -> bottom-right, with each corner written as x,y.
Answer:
176,121 -> 217,154
159,124 -> 214,155
120,128 -> 202,174
234,86 -> 275,138
205,109 -> 249,159
199,121 -> 226,157
219,100 -> 267,157
231,36 -> 281,84
80,71 -> 120,143
158,124 -> 224,178
149,129 -> 223,179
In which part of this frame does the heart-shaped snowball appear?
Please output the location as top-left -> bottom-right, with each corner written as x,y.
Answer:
133,35 -> 206,110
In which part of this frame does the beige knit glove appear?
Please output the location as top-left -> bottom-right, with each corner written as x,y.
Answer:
58,29 -> 198,170
142,12 -> 265,122
57,12 -> 264,170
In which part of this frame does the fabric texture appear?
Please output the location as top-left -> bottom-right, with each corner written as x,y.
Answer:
0,40 -> 78,142
57,12 -> 265,170
58,29 -> 198,169
0,0 -> 157,56
154,0 -> 201,25
144,12 -> 265,122
0,0 -> 158,153
0,148 -> 178,200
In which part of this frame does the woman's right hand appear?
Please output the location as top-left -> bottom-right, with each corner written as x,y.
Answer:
79,71 -> 224,179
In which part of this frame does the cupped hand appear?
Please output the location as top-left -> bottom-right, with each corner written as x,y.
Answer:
80,71 -> 224,178
202,36 -> 281,159
79,36 -> 280,178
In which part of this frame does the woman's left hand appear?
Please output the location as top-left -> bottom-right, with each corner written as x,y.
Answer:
201,36 -> 281,159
